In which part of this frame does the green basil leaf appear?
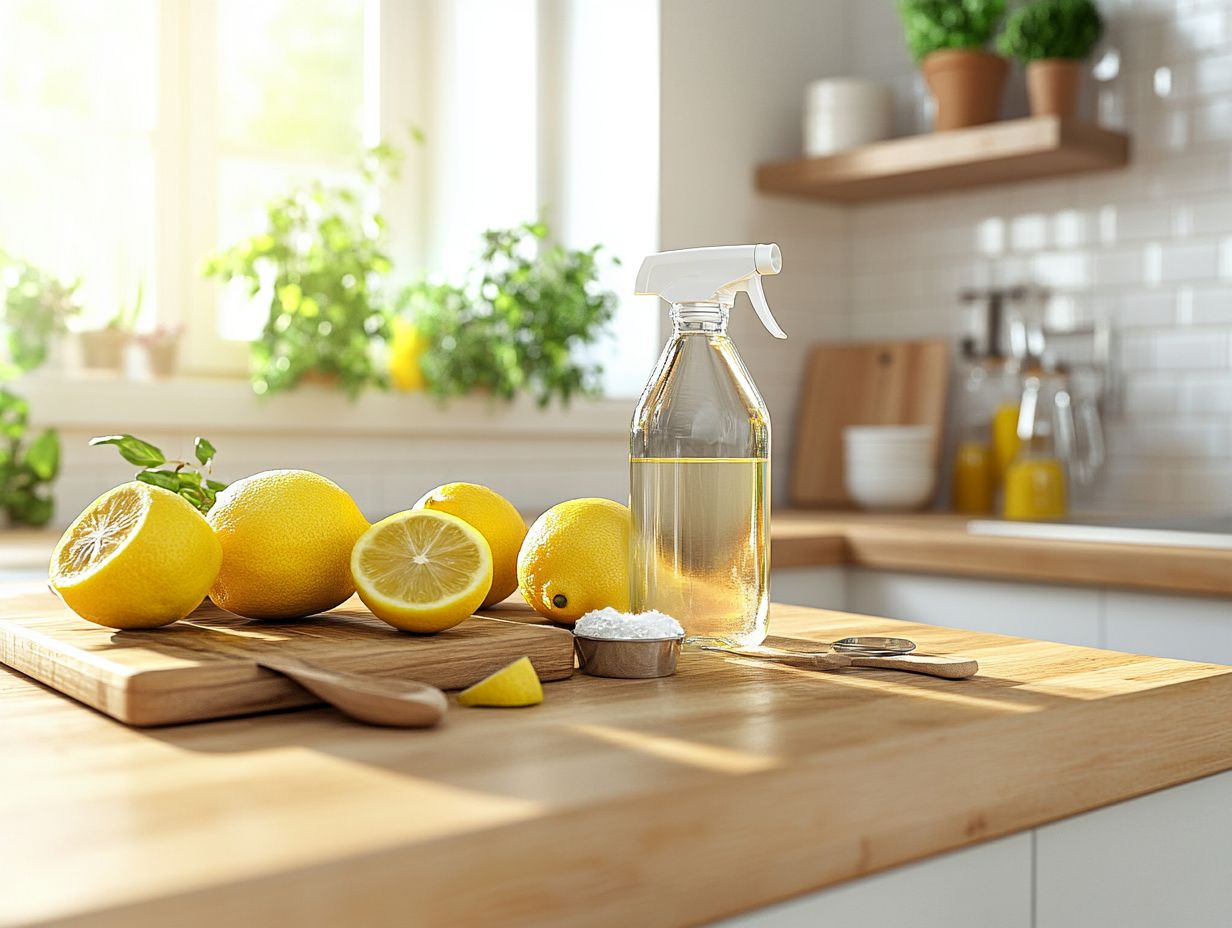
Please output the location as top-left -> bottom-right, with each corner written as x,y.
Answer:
205,479 -> 228,492
23,429 -> 59,481
135,469 -> 180,491
178,485 -> 206,508
90,435 -> 166,467
194,436 -> 216,466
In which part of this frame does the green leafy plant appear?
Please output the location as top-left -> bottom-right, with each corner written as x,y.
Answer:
0,253 -> 73,525
998,0 -> 1103,62
897,0 -> 1007,61
0,251 -> 80,376
104,280 -> 143,332
90,434 -> 227,515
0,389 -> 59,527
202,145 -> 398,399
401,220 -> 618,407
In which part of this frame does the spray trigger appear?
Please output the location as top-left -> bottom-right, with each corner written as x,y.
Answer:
745,274 -> 786,340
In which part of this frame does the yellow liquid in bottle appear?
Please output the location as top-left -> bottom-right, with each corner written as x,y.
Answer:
952,440 -> 995,514
630,457 -> 769,648
1003,457 -> 1067,520
992,402 -> 1022,480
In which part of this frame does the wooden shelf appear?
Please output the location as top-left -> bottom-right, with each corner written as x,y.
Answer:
756,116 -> 1130,204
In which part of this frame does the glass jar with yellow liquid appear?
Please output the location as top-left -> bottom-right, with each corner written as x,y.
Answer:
1002,374 -> 1068,521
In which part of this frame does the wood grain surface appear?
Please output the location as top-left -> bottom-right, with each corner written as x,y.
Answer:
0,593 -> 574,726
790,339 -> 951,508
3,596 -> 1231,928
772,511 -> 1232,597
756,116 -> 1130,203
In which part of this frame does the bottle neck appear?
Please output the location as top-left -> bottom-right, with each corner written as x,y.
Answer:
671,301 -> 730,335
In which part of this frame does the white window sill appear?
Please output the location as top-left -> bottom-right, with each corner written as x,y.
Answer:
17,372 -> 634,440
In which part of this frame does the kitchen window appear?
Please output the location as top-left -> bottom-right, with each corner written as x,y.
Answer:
0,0 -> 659,397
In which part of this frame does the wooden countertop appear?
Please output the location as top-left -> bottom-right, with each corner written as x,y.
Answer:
772,512 -> 1232,598
4,594 -> 1232,927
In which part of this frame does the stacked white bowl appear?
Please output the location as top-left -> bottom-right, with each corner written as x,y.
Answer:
843,425 -> 938,512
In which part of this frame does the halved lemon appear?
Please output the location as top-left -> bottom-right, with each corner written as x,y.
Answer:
457,656 -> 543,707
351,509 -> 493,633
50,482 -> 222,629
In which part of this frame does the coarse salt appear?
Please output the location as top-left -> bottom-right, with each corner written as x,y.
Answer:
574,608 -> 685,640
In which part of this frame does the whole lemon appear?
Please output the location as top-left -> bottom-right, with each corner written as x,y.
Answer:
415,483 -> 527,607
50,482 -> 222,629
389,319 -> 428,391
517,497 -> 630,624
207,470 -> 369,619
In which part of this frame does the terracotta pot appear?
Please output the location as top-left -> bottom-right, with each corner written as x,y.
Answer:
140,338 -> 179,378
299,370 -> 340,387
1026,59 -> 1083,118
920,49 -> 1009,131
79,329 -> 128,371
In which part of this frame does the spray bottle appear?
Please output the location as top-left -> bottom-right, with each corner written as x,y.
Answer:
630,244 -> 785,647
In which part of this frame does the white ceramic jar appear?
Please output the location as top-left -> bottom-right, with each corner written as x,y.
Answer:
803,78 -> 894,157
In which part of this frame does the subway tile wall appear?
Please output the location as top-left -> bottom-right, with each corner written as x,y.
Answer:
842,0 -> 1232,511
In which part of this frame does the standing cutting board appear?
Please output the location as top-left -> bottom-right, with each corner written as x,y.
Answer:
790,338 -> 951,508
0,593 -> 574,726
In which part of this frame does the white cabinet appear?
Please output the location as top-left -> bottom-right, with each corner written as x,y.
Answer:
720,833 -> 1032,928
846,569 -> 1104,648
1104,590 -> 1232,664
1035,770 -> 1232,928
768,566 -> 847,611
810,568 -> 1232,661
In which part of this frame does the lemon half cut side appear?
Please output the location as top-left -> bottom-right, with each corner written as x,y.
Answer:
50,482 -> 222,629
351,509 -> 493,633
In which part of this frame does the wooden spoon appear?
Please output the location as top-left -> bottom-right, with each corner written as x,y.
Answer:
705,647 -> 978,680
256,656 -> 448,727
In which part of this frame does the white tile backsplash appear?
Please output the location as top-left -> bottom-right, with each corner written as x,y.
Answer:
1159,240 -> 1221,280
832,0 -> 1232,510
1155,329 -> 1229,368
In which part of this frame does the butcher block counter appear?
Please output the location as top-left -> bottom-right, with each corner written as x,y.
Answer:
4,593 -> 1232,927
772,511 -> 1232,598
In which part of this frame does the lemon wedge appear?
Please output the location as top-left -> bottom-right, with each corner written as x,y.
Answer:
351,509 -> 493,633
457,656 -> 543,707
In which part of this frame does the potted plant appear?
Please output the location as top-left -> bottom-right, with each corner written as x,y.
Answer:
897,0 -> 1009,131
400,220 -> 618,407
0,252 -> 80,376
203,145 -> 397,399
136,325 -> 183,378
80,282 -> 142,372
999,0 -> 1104,118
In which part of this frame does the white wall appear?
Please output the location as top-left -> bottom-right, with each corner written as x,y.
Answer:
658,0 -> 851,502
842,0 -> 1232,512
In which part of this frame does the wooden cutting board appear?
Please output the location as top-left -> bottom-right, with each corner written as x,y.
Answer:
790,338 -> 951,508
0,592 -> 574,726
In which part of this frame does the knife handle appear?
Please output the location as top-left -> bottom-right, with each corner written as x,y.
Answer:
847,653 -> 978,679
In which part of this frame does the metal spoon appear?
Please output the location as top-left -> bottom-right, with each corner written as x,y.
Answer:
702,636 -> 978,680
832,636 -> 916,656
256,656 -> 448,727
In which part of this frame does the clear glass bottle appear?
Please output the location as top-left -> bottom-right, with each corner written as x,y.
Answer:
630,302 -> 770,647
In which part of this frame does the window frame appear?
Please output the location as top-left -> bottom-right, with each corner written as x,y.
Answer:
42,0 -> 659,389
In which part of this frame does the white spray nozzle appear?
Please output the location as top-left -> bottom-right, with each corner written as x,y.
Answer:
635,243 -> 786,339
